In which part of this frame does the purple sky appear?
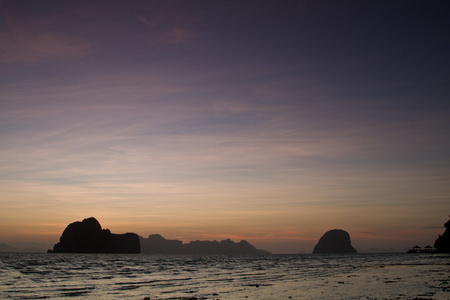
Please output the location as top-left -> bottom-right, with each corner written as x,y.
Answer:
1,0 -> 449,253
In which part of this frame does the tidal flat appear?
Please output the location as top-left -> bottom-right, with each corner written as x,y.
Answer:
0,253 -> 448,299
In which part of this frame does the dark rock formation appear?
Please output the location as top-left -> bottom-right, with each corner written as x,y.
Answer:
434,217 -> 450,253
313,229 -> 357,254
140,234 -> 270,255
48,217 -> 140,253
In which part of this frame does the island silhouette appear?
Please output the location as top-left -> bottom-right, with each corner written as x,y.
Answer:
140,234 -> 270,255
48,217 -> 140,253
48,217 -> 269,255
46,216 -> 449,254
313,229 -> 357,254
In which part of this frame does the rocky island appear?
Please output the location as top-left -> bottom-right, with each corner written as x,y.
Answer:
48,217 -> 140,253
313,229 -> 357,254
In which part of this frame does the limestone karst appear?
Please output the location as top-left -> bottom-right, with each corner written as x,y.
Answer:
313,229 -> 357,254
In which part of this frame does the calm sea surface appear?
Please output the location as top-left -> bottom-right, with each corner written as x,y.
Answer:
0,252 -> 448,299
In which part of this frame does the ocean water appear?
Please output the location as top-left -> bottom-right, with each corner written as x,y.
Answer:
0,252 -> 448,299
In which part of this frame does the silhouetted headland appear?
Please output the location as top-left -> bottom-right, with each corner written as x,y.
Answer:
313,229 -> 357,254
48,217 -> 140,253
140,234 -> 270,255
434,217 -> 450,253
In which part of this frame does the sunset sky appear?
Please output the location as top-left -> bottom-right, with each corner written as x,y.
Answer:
1,0 -> 449,253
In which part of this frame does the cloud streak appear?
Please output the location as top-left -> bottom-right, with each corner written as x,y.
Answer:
0,9 -> 91,63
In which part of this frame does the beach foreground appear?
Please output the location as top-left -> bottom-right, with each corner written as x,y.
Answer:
0,253 -> 448,299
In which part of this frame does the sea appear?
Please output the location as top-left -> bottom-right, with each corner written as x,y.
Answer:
0,252 -> 448,300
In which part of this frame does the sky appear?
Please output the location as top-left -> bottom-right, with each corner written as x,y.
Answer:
0,0 -> 449,254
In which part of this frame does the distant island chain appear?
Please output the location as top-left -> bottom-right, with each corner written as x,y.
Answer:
47,217 -> 450,254
47,217 -> 269,255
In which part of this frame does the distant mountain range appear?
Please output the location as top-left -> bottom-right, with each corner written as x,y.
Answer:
0,243 -> 44,253
139,234 -> 270,255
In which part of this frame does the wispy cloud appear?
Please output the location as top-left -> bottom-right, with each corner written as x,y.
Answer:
0,9 -> 91,63
136,5 -> 196,47
423,225 -> 444,230
0,31 -> 91,63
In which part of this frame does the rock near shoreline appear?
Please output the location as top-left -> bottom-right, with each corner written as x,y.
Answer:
313,229 -> 357,254
434,217 -> 450,253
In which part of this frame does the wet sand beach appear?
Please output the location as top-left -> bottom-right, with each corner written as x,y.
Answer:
0,253 -> 448,299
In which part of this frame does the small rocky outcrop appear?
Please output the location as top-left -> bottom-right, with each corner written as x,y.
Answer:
48,217 -> 140,253
434,217 -> 450,253
313,229 -> 357,254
